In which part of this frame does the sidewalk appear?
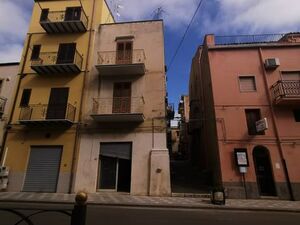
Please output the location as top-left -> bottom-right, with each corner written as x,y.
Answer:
0,192 -> 300,213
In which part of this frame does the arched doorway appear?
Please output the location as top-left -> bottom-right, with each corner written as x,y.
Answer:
253,146 -> 277,196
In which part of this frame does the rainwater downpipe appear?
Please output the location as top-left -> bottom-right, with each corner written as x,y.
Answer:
258,47 -> 295,201
69,0 -> 97,193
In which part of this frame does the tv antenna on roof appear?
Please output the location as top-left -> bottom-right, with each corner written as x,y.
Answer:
110,0 -> 123,19
152,7 -> 166,20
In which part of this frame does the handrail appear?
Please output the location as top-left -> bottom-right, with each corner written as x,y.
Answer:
40,7 -> 88,28
19,103 -> 76,122
97,49 -> 146,65
215,33 -> 300,45
271,80 -> 300,101
92,97 -> 144,115
31,50 -> 83,69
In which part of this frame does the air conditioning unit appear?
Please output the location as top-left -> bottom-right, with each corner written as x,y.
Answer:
265,58 -> 280,69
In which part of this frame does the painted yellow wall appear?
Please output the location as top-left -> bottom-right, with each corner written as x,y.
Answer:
4,0 -> 114,192
5,129 -> 76,173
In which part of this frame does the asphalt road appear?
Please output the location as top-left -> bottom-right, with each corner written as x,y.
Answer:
0,202 -> 300,225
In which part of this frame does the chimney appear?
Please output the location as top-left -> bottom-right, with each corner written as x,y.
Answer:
204,34 -> 215,46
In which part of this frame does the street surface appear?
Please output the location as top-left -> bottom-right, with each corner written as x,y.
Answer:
0,202 -> 300,225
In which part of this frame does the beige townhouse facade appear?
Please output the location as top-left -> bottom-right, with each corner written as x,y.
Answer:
73,20 -> 171,196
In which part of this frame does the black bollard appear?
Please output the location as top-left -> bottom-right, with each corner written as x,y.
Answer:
71,192 -> 88,225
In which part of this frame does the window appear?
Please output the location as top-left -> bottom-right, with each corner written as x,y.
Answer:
245,109 -> 265,135
31,45 -> 41,60
239,76 -> 256,92
281,72 -> 300,81
20,89 -> 31,107
293,109 -> 300,122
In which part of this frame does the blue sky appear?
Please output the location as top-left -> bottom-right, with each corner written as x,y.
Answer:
1,0 -> 300,109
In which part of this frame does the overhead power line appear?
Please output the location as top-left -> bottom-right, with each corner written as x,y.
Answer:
167,0 -> 205,73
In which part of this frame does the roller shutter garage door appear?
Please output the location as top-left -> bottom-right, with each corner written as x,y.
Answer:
23,147 -> 62,192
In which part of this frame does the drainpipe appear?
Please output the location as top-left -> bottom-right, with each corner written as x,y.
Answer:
69,0 -> 97,193
0,34 -> 32,165
258,47 -> 294,201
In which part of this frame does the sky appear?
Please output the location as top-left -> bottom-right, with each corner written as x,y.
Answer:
1,0 -> 300,110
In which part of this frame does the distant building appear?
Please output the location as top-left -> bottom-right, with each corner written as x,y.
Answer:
189,33 -> 300,200
178,95 -> 190,160
170,126 -> 180,157
0,63 -> 19,161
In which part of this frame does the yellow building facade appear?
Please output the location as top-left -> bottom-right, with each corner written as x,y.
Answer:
3,0 -> 114,193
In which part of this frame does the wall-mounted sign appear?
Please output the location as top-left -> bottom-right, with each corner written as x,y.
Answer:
234,149 -> 249,167
256,118 -> 268,133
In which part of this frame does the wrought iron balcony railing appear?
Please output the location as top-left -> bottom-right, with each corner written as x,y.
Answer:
215,33 -> 300,45
96,50 -> 146,76
40,8 -> 88,33
271,80 -> 300,104
0,97 -> 7,115
19,103 -> 76,125
92,97 -> 145,115
97,50 -> 146,66
31,50 -> 83,74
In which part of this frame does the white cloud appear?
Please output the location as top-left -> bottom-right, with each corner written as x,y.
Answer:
0,44 -> 23,62
205,0 -> 300,34
111,0 -> 198,29
0,0 -> 31,63
0,1 -> 30,42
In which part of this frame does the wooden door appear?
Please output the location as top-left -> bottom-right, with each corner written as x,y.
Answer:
56,43 -> 76,64
46,88 -> 69,119
253,147 -> 276,196
112,83 -> 131,113
116,42 -> 132,64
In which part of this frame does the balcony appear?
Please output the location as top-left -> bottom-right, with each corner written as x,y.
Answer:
19,103 -> 76,126
90,97 -> 145,122
39,8 -> 88,33
96,50 -> 146,76
0,97 -> 7,117
31,50 -> 83,75
271,80 -> 300,105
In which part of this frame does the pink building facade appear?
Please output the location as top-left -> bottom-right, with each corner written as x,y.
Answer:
189,33 -> 300,200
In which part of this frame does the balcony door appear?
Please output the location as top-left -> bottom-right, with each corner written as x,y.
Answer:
46,88 -> 69,120
65,7 -> 81,21
113,82 -> 131,113
116,41 -> 132,64
57,43 -> 76,64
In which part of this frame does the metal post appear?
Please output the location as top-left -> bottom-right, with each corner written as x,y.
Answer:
71,192 -> 88,225
242,173 -> 248,199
